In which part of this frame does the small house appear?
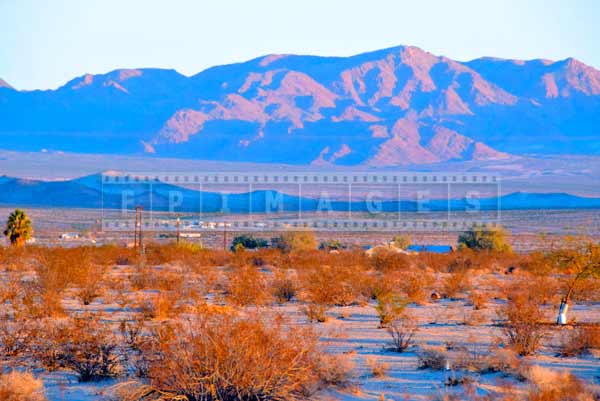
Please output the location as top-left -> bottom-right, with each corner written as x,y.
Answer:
406,244 -> 454,254
59,232 -> 80,240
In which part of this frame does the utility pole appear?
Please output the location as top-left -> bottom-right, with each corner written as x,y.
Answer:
134,206 -> 143,253
176,216 -> 181,245
223,222 -> 227,251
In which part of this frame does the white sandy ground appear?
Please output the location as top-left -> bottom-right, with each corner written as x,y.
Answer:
5,264 -> 599,401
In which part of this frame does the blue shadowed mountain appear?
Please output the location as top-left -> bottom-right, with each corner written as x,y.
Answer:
0,174 -> 599,212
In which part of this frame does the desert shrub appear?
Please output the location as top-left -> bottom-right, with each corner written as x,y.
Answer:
558,325 -> 600,357
119,317 -> 154,378
76,282 -> 103,306
315,353 -> 356,388
29,318 -> 73,370
448,336 -> 490,374
300,264 -> 368,308
92,244 -> 138,266
398,269 -> 435,303
271,270 -> 297,303
119,317 -> 146,352
509,274 -> 559,305
30,247 -> 108,314
0,318 -> 36,357
11,278 -> 64,318
0,272 -> 23,305
226,265 -> 269,306
133,313 -> 323,400
175,241 -> 203,253
443,375 -> 477,388
139,242 -> 205,266
441,270 -> 471,299
143,243 -> 182,265
367,357 -> 389,378
458,225 -> 512,252
130,265 -> 158,291
230,234 -> 269,251
387,315 -> 418,352
467,290 -> 487,310
499,292 -> 547,356
130,265 -> 186,295
413,251 -> 455,272
446,252 -> 477,272
34,248 -> 86,293
375,292 -> 407,327
460,308 -> 487,326
226,247 -> 282,268
188,265 -> 219,297
570,276 -> 600,302
480,347 -> 527,379
136,291 -> 181,320
392,234 -> 411,250
369,248 -> 411,271
319,239 -> 346,251
417,346 -> 448,370
53,315 -> 121,381
105,275 -> 132,309
370,274 -> 397,301
272,230 -> 317,253
0,371 -> 46,401
525,366 -> 596,401
74,263 -> 106,306
252,248 -> 286,266
187,249 -> 232,269
519,251 -> 552,275
0,245 -> 37,271
302,303 -> 329,323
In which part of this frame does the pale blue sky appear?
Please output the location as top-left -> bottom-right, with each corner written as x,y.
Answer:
1,0 -> 599,90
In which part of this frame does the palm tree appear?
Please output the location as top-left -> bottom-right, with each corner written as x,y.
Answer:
3,209 -> 32,246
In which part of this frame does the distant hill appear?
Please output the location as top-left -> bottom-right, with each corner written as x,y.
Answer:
1,174 -> 599,212
0,45 -> 599,165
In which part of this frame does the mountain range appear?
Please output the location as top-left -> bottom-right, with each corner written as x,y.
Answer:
1,45 -> 599,166
1,173 -> 600,212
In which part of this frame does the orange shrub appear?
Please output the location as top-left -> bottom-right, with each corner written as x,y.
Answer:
0,318 -> 37,358
299,264 -> 368,307
133,314 -> 323,400
499,291 -> 547,356
225,265 -> 270,306
369,249 -> 411,272
136,291 -> 181,320
558,325 -> 600,357
91,244 -> 138,267
31,247 -> 108,314
467,289 -> 487,310
526,367 -> 595,401
50,314 -> 121,381
441,270 -> 471,299
0,371 -> 46,401
0,245 -> 37,271
501,274 -> 559,305
271,270 -> 298,303
398,268 -> 435,303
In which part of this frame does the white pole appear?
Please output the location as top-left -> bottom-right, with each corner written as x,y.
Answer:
557,300 -> 569,325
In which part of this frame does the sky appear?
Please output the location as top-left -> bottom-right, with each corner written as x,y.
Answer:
1,0 -> 599,90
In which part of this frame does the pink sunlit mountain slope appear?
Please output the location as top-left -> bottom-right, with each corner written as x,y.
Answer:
1,45 -> 599,166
